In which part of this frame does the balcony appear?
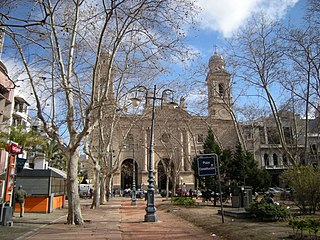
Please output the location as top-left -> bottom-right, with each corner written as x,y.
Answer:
263,164 -> 290,170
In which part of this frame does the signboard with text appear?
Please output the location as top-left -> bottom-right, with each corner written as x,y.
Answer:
5,142 -> 23,154
197,155 -> 217,177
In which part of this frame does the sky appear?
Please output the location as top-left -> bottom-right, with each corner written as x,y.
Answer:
173,0 -> 307,114
3,0 -> 307,115
187,0 -> 304,61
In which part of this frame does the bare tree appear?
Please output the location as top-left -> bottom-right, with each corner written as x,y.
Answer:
279,1 -> 320,163
1,0 -> 197,224
227,14 -> 298,165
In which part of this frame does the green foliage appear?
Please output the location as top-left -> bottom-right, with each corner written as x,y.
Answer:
171,197 -> 197,206
193,130 -> 271,195
282,166 -> 320,214
0,125 -> 67,171
203,128 -> 221,155
44,140 -> 67,171
246,201 -> 291,221
0,125 -> 45,149
220,143 -> 271,193
289,218 -> 320,239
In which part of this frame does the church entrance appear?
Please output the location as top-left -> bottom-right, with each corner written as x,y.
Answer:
157,159 -> 172,192
121,159 -> 138,191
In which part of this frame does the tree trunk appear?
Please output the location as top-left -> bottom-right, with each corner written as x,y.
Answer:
165,175 -> 170,199
105,174 -> 113,202
100,175 -> 107,204
66,149 -> 83,225
172,177 -> 177,196
91,163 -> 101,209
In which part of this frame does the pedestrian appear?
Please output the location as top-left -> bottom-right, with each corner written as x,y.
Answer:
254,191 -> 259,202
15,185 -> 27,217
189,189 -> 193,198
266,193 -> 275,204
89,187 -> 93,198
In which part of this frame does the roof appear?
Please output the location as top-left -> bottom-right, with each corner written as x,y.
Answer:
14,96 -> 31,106
17,167 -> 67,179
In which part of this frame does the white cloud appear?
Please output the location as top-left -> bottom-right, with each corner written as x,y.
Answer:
195,0 -> 299,37
3,59 -> 35,105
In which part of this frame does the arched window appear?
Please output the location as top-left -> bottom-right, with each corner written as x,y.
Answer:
273,154 -> 278,166
161,133 -> 170,143
264,153 -> 269,166
283,155 -> 288,166
218,83 -> 224,96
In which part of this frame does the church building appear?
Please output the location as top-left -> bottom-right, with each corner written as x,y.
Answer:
90,51 -> 239,192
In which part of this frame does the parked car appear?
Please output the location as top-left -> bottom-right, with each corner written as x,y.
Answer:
175,188 -> 188,197
123,188 -> 131,197
160,190 -> 172,198
266,187 -> 282,195
192,190 -> 202,198
135,189 -> 146,199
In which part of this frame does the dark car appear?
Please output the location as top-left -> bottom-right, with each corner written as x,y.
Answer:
135,189 -> 146,199
160,190 -> 172,197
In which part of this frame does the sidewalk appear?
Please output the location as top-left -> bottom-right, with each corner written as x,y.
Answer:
0,197 -> 214,240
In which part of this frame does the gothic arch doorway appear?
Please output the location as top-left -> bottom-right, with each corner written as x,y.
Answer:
121,159 -> 138,190
157,159 -> 172,191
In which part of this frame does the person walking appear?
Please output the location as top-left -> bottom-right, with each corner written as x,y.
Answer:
266,193 -> 275,204
15,185 -> 27,217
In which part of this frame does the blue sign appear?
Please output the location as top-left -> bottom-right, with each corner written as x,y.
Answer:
197,156 -> 217,176
16,157 -> 27,173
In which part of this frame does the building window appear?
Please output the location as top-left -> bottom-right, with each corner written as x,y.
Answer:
218,83 -> 224,96
283,127 -> 293,144
273,154 -> 278,166
259,126 -> 266,144
264,153 -> 269,166
267,127 -> 280,144
283,155 -> 288,166
161,133 -> 170,143
197,134 -> 204,143
310,144 -> 317,154
125,134 -> 134,145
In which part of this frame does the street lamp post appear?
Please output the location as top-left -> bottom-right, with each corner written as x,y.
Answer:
130,85 -> 175,222
131,144 -> 137,205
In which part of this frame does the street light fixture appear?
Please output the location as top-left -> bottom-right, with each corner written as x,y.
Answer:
130,85 -> 176,222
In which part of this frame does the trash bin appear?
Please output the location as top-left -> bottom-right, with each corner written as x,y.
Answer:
243,186 -> 252,208
1,205 -> 13,226
232,186 -> 253,208
231,186 -> 242,208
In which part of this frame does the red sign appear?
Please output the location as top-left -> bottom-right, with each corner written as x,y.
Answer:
5,143 -> 23,154
10,143 -> 23,154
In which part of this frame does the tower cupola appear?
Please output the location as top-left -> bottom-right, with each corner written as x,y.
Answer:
209,51 -> 226,71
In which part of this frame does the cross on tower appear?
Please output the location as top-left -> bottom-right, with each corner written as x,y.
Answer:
213,44 -> 218,53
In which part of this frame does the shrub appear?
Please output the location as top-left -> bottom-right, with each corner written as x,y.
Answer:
282,166 -> 320,214
246,201 -> 291,221
171,197 -> 197,206
289,218 -> 320,239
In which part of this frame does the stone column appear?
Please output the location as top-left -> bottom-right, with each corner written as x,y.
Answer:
143,128 -> 148,171
180,130 -> 185,171
184,130 -> 191,171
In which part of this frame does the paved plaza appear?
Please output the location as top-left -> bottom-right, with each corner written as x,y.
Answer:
0,197 -> 214,240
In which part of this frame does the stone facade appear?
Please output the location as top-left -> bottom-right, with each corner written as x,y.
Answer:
90,51 -> 238,192
0,61 -> 15,173
241,109 -> 320,186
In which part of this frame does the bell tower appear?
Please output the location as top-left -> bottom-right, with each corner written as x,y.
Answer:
206,51 -> 232,120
